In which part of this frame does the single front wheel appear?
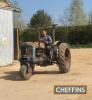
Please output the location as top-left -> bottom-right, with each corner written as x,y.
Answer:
20,64 -> 32,80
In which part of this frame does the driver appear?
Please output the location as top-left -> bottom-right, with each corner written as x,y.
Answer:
40,30 -> 52,45
40,30 -> 52,58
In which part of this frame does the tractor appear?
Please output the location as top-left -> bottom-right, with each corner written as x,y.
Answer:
20,24 -> 71,80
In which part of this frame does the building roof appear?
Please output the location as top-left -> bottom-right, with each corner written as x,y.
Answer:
0,0 -> 9,7
0,0 -> 21,12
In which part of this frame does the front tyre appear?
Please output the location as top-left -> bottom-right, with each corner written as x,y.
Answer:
20,64 -> 32,80
58,43 -> 71,73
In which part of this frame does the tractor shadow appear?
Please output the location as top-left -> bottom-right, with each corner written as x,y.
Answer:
0,71 -> 23,81
33,70 -> 61,75
0,70 -> 62,81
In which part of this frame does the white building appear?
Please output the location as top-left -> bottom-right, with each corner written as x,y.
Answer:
0,0 -> 20,66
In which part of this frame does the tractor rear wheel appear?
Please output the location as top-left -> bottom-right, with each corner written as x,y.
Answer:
58,43 -> 71,73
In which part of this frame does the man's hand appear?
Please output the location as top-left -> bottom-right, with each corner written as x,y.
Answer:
40,39 -> 48,44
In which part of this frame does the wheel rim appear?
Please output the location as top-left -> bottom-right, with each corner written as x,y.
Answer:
65,48 -> 71,70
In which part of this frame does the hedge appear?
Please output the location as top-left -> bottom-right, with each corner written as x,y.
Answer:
20,25 -> 92,45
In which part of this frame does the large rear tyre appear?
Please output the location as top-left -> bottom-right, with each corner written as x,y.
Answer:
20,64 -> 32,80
58,43 -> 71,73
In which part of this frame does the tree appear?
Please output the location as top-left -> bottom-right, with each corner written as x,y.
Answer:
88,11 -> 92,25
60,8 -> 70,26
29,9 -> 52,28
13,12 -> 27,31
13,0 -> 27,31
62,0 -> 88,26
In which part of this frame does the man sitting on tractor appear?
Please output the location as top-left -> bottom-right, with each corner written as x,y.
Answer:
40,30 -> 52,45
40,30 -> 52,57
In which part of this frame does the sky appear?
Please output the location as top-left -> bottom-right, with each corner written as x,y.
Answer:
15,0 -> 92,24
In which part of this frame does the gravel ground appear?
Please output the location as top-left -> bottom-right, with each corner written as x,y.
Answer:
0,48 -> 92,100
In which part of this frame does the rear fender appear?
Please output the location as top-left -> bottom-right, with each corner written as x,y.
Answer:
53,41 -> 61,46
